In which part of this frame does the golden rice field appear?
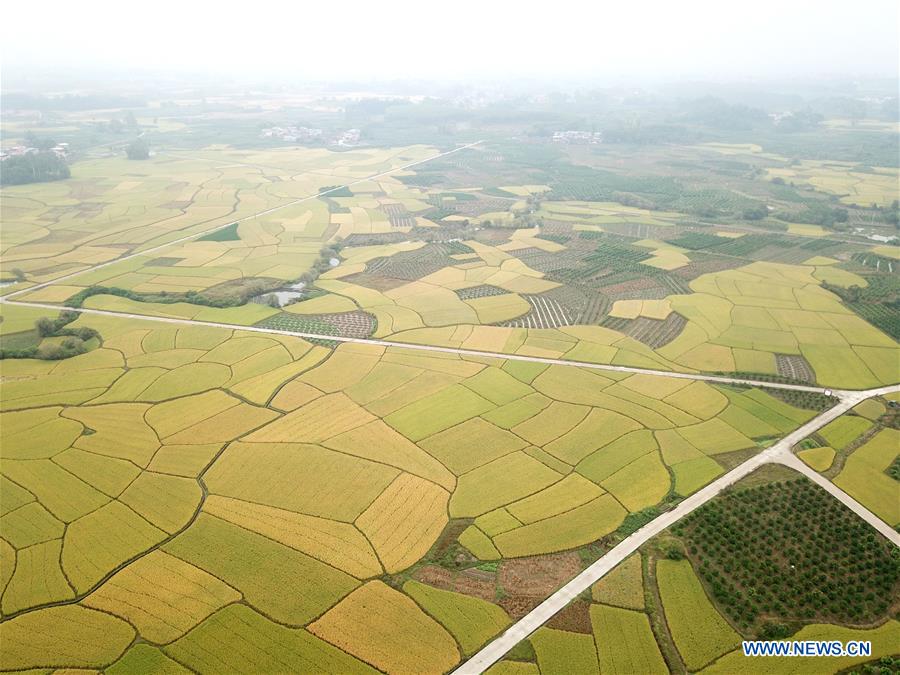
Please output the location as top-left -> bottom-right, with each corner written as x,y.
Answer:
6,147 -> 896,392
2,146 -> 438,294
290,258 -> 893,388
767,161 -> 900,207
0,299 -> 828,672
2,142 -> 898,674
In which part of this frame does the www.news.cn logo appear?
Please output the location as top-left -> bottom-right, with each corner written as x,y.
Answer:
742,641 -> 872,658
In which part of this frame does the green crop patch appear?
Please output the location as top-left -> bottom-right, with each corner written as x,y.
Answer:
385,384 -> 496,442
197,222 -> 240,241
164,513 -> 359,625
818,414 -> 872,450
531,627 -> 600,675
166,604 -> 376,674
590,604 -> 667,674
834,428 -> 900,526
403,580 -> 510,655
656,558 -> 741,670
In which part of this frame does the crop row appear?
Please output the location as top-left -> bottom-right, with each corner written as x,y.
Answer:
257,311 -> 376,339
673,478 -> 899,633
601,313 -> 687,348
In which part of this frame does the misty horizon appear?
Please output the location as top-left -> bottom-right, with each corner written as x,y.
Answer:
2,0 -> 898,86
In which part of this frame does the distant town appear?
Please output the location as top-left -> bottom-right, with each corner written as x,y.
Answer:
261,126 -> 362,147
552,130 -> 603,144
0,141 -> 69,161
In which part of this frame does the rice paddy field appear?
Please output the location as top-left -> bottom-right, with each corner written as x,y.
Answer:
5,144 -> 897,393
766,161 -> 900,207
799,399 -> 900,528
0,297 -> 835,672
1,130 -> 898,674
2,146 -> 439,294
490,468 -> 900,675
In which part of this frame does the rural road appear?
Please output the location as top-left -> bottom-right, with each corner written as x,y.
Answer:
454,382 -> 900,675
1,140 -> 484,302
0,298 -> 848,396
0,132 -> 880,400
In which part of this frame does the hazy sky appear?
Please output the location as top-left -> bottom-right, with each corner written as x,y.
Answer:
3,0 -> 898,83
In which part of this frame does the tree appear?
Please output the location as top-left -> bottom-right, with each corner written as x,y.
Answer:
0,152 -> 70,186
742,204 -> 768,221
35,317 -> 57,337
24,130 -> 56,150
125,137 -> 150,160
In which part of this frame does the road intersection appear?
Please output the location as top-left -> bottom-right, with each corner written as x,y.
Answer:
455,383 -> 900,674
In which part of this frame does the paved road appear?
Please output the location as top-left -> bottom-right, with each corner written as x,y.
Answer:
454,383 -> 900,675
0,298 -> 850,396
778,452 -> 899,543
1,141 -> 483,302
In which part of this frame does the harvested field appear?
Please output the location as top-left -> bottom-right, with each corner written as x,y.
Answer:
498,552 -> 583,598
413,565 -> 497,602
544,600 -> 593,634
